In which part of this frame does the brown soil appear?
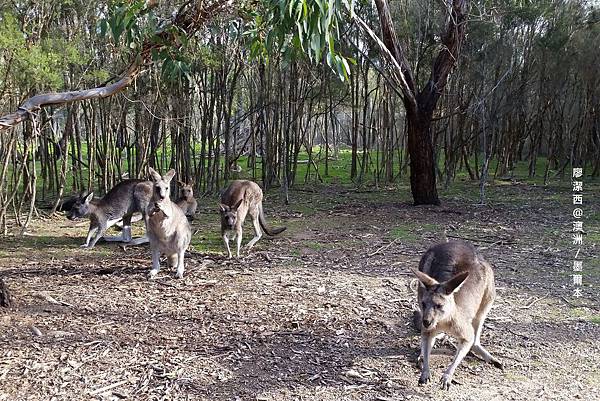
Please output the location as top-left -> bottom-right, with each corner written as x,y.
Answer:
0,184 -> 598,401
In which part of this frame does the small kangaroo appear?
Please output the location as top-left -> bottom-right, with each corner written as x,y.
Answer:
146,168 -> 191,279
412,241 -> 503,389
66,180 -> 152,248
175,181 -> 198,220
219,180 -> 286,258
229,161 -> 242,173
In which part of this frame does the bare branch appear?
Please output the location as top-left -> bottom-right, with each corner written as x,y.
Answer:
0,0 -> 233,131
352,13 -> 417,109
419,0 -> 469,112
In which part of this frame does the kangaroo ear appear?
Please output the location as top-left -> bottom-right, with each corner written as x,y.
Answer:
177,180 -> 185,187
232,198 -> 243,211
219,203 -> 229,213
163,169 -> 176,183
148,167 -> 161,182
411,269 -> 439,289
84,192 -> 94,204
441,271 -> 470,295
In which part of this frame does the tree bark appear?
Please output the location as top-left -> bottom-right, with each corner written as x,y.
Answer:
0,277 -> 11,308
406,110 -> 439,205
362,0 -> 469,205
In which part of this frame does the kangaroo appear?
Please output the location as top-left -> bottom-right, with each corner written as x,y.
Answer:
229,161 -> 242,173
175,181 -> 198,220
66,180 -> 152,248
412,241 -> 503,390
146,168 -> 191,279
219,180 -> 286,258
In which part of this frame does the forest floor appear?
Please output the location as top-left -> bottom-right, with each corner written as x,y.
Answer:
0,180 -> 599,401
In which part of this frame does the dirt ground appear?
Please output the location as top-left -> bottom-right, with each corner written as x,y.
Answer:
0,183 -> 598,401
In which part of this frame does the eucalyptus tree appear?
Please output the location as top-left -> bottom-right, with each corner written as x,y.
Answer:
1,0 -> 466,208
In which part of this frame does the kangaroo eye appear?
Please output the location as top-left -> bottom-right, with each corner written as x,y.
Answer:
434,304 -> 443,310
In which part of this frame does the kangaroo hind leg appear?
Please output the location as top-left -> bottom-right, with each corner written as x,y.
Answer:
246,205 -> 262,249
471,295 -> 503,369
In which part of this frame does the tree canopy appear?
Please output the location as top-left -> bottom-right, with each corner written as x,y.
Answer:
0,0 -> 598,229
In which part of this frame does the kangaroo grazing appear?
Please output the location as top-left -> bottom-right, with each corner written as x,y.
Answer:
412,241 -> 503,389
146,168 -> 191,279
66,180 -> 152,248
175,181 -> 198,220
219,180 -> 286,258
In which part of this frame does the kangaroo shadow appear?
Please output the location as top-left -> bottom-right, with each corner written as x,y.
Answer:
0,262 -> 149,279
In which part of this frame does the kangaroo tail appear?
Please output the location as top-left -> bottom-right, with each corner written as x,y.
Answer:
258,204 -> 286,236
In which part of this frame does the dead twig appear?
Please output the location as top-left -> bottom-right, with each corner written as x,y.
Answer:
89,379 -> 129,395
519,294 -> 549,309
368,238 -> 400,257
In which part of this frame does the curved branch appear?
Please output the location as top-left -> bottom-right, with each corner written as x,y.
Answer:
371,0 -> 417,112
352,14 -> 416,108
419,0 -> 469,112
0,66 -> 139,130
0,0 -> 233,131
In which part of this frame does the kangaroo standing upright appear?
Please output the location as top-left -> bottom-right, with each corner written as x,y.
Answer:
146,168 -> 191,279
175,181 -> 198,220
66,180 -> 152,248
219,180 -> 286,258
412,241 -> 503,389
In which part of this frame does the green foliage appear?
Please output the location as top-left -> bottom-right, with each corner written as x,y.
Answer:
243,0 -> 354,81
99,0 -> 158,51
99,1 -> 191,83
0,12 -> 86,90
98,0 -> 357,82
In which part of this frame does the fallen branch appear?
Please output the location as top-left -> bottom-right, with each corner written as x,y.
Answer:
519,294 -> 549,310
89,379 -> 129,396
368,237 -> 400,257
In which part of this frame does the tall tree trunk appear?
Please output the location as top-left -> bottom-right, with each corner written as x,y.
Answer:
359,0 -> 468,205
406,109 -> 439,204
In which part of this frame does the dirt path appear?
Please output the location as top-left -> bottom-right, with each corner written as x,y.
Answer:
0,184 -> 598,400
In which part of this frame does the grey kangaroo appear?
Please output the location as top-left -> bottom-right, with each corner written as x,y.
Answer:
146,168 -> 191,279
219,180 -> 286,258
175,181 -> 198,220
66,180 -> 152,248
412,241 -> 503,389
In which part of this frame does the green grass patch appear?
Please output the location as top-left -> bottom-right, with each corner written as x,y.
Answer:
390,226 -> 418,242
390,222 -> 440,243
304,241 -> 326,251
